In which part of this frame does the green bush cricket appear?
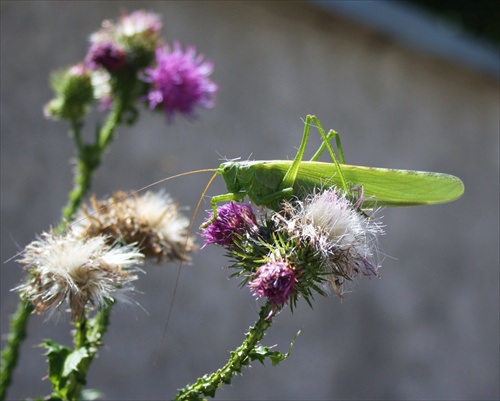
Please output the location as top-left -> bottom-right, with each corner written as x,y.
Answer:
200,114 -> 464,225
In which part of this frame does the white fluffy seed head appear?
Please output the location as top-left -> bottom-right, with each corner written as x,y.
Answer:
15,230 -> 144,318
280,189 -> 384,296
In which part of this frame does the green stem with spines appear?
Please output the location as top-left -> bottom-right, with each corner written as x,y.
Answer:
175,303 -> 274,400
1,75 -> 134,401
0,301 -> 33,401
59,305 -> 112,401
59,97 -> 125,229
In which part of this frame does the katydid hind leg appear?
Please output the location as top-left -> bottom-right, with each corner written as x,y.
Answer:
309,116 -> 348,192
278,115 -> 313,192
310,128 -> 345,164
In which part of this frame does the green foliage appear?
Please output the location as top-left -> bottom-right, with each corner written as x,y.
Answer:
43,340 -> 86,400
250,329 -> 301,366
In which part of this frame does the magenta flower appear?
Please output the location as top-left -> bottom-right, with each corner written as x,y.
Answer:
249,261 -> 297,306
85,41 -> 126,72
200,202 -> 257,248
142,42 -> 218,119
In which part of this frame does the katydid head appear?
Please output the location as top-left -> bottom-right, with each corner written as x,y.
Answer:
218,161 -> 253,194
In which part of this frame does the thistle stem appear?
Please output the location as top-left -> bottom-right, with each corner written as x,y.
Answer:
63,306 -> 112,401
59,98 -> 124,229
0,301 -> 32,401
1,95 -> 127,400
175,303 -> 274,401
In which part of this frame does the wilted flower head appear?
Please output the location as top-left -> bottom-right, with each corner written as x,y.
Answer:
248,260 -> 297,306
15,230 -> 143,318
74,190 -> 197,263
85,41 -> 126,72
88,10 -> 162,70
142,42 -> 218,120
200,202 -> 257,248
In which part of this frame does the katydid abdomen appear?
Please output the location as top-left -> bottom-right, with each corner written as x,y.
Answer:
218,160 -> 465,211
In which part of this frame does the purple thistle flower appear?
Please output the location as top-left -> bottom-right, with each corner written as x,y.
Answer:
142,42 -> 218,120
248,261 -> 297,306
85,41 -> 126,72
200,202 -> 257,248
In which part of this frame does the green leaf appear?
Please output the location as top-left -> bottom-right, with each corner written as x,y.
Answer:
63,347 -> 89,377
248,329 -> 301,367
42,340 -> 72,391
42,340 -> 91,399
248,345 -> 270,364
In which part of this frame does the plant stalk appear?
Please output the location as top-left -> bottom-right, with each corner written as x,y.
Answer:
175,303 -> 274,400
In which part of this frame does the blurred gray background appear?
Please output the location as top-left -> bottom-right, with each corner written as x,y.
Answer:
1,1 -> 498,400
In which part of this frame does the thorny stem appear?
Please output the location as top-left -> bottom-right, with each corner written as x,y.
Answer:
1,93 -> 128,401
59,98 -> 125,229
62,306 -> 112,401
175,303 -> 274,401
0,301 -> 32,401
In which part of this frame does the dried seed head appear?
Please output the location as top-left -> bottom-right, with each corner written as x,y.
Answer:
74,190 -> 197,263
15,230 -> 143,318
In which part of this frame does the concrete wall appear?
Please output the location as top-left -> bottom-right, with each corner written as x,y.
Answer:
1,1 -> 498,400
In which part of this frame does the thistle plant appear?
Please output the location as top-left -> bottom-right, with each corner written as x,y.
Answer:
1,9 -> 216,401
181,189 -> 384,399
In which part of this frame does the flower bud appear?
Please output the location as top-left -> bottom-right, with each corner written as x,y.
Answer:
44,64 -> 94,121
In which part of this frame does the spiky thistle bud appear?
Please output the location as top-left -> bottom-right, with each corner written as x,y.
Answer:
43,64 -> 94,121
248,260 -> 297,306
